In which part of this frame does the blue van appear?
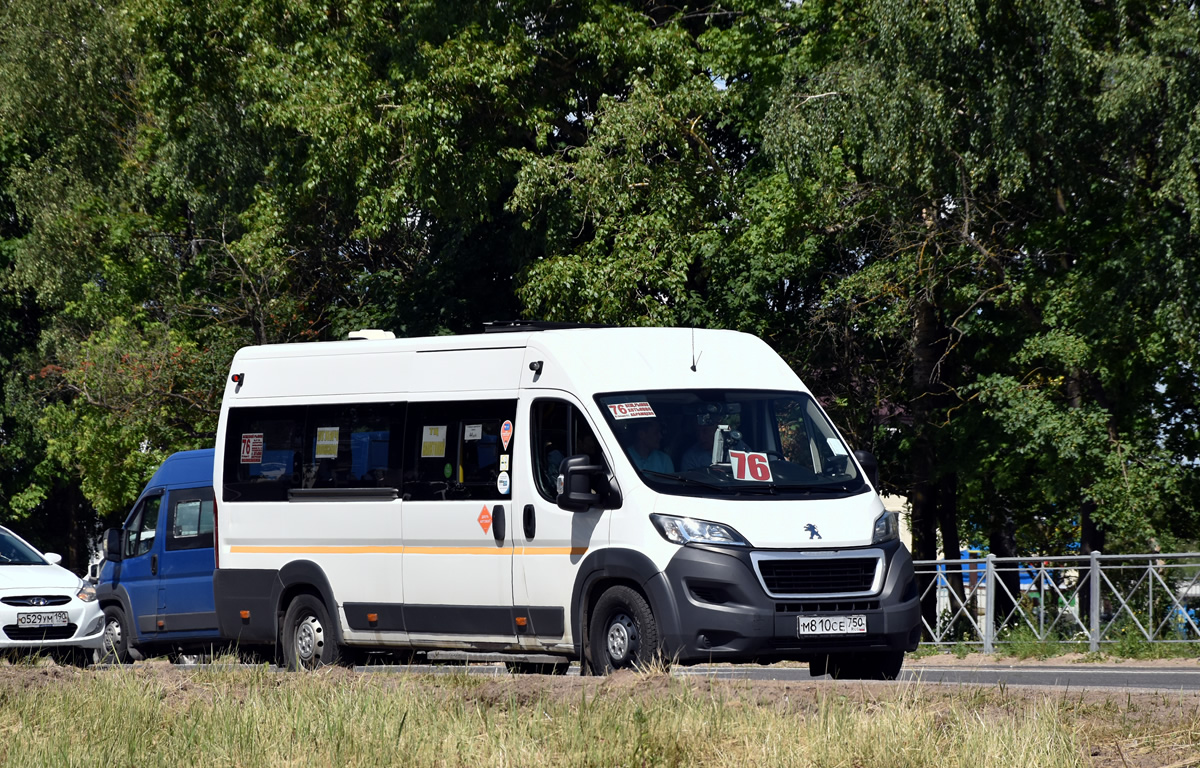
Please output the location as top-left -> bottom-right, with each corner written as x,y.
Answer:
95,449 -> 218,662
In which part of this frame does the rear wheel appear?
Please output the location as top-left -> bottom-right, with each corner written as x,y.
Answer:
97,605 -> 132,664
588,586 -> 660,675
282,594 -> 341,671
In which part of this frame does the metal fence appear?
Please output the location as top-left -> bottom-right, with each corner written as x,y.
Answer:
912,552 -> 1200,651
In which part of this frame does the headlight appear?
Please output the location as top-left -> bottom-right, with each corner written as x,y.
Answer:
76,583 -> 97,603
872,512 -> 898,544
650,514 -> 750,546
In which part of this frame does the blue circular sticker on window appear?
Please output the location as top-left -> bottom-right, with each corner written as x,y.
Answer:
497,471 -> 510,495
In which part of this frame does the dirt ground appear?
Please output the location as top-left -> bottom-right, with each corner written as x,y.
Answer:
4,655 -> 1200,767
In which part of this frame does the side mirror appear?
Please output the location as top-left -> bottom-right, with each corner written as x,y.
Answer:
43,552 -> 63,566
102,528 -> 123,563
556,455 -> 603,512
853,450 -> 879,488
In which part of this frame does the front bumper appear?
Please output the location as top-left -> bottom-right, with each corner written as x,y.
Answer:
0,600 -> 106,650
655,539 -> 920,665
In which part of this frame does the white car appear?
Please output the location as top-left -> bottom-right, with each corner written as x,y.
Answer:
0,525 -> 104,661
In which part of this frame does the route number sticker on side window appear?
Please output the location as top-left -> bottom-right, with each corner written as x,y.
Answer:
607,402 -> 656,420
729,451 -> 773,482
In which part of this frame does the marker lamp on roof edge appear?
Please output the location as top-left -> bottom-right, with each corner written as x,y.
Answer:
872,512 -> 899,544
650,514 -> 750,547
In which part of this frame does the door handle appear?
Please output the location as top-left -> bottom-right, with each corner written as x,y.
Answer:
493,505 -> 506,544
523,504 -> 536,540
151,554 -> 158,576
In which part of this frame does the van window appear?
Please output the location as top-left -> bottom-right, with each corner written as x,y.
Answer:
222,403 -> 404,502
402,400 -> 516,501
124,495 -> 162,558
531,399 -> 607,501
167,497 -> 215,551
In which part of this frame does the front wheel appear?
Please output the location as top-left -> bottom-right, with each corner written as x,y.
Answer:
588,586 -> 660,675
282,594 -> 341,671
97,605 -> 132,664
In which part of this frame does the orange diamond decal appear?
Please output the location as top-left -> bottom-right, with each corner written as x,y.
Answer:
478,506 -> 492,534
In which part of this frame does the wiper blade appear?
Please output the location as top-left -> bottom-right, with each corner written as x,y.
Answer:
641,471 -> 733,493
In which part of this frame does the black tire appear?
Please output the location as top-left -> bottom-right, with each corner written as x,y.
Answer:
282,594 -> 341,671
588,585 -> 660,675
98,605 -> 132,664
815,651 -> 905,680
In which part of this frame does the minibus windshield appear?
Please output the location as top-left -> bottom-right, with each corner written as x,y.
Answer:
595,390 -> 869,499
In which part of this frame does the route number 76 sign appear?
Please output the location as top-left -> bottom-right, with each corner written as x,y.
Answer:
729,451 -> 773,482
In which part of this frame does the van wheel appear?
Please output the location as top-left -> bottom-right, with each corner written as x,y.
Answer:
282,595 -> 341,671
98,605 -> 132,664
588,586 -> 659,674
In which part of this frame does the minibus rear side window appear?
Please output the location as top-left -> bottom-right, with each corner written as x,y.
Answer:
222,403 -> 405,502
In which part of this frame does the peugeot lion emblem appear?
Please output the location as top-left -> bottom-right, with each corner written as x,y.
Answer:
804,523 -> 822,540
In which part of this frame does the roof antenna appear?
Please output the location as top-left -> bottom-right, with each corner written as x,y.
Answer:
690,327 -> 701,372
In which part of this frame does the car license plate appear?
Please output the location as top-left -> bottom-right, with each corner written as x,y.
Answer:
17,611 -> 69,628
796,615 -> 866,636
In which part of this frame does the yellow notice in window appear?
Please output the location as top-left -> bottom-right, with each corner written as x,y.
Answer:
422,425 -> 447,458
315,427 -> 340,459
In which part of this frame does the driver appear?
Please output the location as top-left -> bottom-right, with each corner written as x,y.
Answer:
680,417 -> 719,470
627,419 -> 674,474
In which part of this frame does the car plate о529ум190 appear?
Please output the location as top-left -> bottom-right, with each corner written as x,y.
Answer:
16,611 -> 69,628
796,614 -> 866,636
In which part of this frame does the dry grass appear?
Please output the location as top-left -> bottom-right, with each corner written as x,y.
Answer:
0,660 -> 1198,766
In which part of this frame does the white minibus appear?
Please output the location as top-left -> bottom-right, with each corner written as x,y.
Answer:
212,323 -> 920,677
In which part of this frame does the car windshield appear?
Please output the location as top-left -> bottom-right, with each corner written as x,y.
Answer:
0,529 -> 48,565
595,389 -> 869,499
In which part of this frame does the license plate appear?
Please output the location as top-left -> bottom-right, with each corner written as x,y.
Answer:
796,614 -> 866,636
17,611 -> 69,628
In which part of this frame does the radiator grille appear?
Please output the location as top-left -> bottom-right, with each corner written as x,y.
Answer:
1,595 -> 71,607
757,557 -> 878,595
3,624 -> 78,641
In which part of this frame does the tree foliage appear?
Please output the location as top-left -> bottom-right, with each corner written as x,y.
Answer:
0,0 -> 1196,570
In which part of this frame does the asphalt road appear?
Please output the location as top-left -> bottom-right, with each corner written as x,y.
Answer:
342,658 -> 1200,691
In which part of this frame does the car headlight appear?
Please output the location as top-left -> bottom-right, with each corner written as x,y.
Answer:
76,583 -> 97,603
872,512 -> 898,544
650,514 -> 750,546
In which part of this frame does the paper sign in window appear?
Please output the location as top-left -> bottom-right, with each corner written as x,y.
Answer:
607,402 -> 656,420
422,426 -> 447,458
464,424 -> 483,441
240,433 -> 263,464
315,427 -> 340,459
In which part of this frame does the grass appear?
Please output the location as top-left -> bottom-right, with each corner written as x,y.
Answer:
0,662 -> 1109,767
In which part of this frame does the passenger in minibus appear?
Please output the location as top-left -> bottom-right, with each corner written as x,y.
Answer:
626,419 -> 674,473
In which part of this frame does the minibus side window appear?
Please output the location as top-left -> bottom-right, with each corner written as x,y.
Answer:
531,399 -> 606,502
222,403 -> 404,502
223,406 -> 308,502
302,403 -> 404,491
402,400 -> 516,501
